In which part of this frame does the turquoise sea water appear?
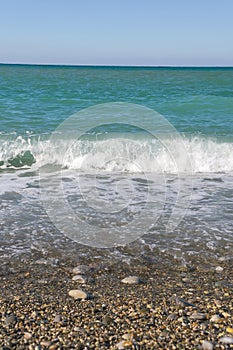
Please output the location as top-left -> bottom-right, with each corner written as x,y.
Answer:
0,64 -> 233,264
1,65 -> 233,137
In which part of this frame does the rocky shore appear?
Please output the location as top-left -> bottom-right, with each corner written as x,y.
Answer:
1,255 -> 233,349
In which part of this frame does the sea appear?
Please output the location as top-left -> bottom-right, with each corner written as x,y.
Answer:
1,64 -> 233,267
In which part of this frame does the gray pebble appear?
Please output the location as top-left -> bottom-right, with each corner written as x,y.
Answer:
40,341 -> 52,347
215,266 -> 223,273
170,296 -> 195,307
116,340 -> 126,349
190,312 -> 206,320
202,340 -> 214,350
72,275 -> 87,283
72,265 -> 90,275
219,336 -> 233,344
210,314 -> 221,322
68,289 -> 89,300
5,315 -> 17,326
121,276 -> 140,284
167,313 -> 177,320
53,314 -> 62,323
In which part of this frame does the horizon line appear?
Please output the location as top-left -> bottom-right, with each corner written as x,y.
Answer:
0,62 -> 233,68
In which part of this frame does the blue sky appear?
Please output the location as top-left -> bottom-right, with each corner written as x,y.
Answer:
0,0 -> 233,66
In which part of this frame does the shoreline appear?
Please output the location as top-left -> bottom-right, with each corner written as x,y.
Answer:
1,255 -> 233,349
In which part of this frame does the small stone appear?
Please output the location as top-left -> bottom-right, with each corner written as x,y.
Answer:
38,279 -> 48,284
116,341 -> 125,350
190,312 -> 206,320
182,277 -> 190,282
216,266 -> 223,272
116,338 -> 135,349
167,313 -> 177,320
214,299 -> 222,307
210,314 -> 221,323
170,296 -> 195,307
72,265 -> 90,275
30,311 -> 37,319
48,344 -> 59,350
102,315 -> 112,324
40,340 -> 52,347
5,315 -> 17,326
218,256 -> 227,261
35,258 -> 48,265
76,343 -> 84,350
68,289 -> 89,300
122,340 -> 133,347
202,340 -> 214,350
122,333 -> 134,341
53,314 -> 62,323
121,276 -> 140,284
48,258 -> 59,266
219,336 -> 233,344
116,340 -> 133,349
72,275 -> 87,283
226,327 -> 233,334
24,332 -> 32,340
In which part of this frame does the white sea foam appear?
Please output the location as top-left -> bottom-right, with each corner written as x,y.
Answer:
1,134 -> 233,174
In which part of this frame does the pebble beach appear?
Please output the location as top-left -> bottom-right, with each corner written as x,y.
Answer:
1,254 -> 233,350
1,2 -> 233,347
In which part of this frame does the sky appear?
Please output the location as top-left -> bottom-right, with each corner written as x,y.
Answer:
0,0 -> 233,66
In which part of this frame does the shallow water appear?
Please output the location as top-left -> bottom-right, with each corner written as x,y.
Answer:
0,65 -> 233,264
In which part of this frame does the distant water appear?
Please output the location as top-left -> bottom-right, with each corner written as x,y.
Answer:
0,64 -> 233,265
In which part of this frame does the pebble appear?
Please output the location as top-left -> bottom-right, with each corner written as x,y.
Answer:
170,296 -> 195,307
218,256 -> 227,261
226,327 -> 233,334
53,314 -> 62,323
68,289 -> 89,300
214,299 -> 222,307
167,313 -> 177,320
72,275 -> 87,283
40,340 -> 52,347
24,332 -> 32,340
122,333 -> 134,341
219,336 -> 233,344
5,315 -> 17,326
190,312 -> 206,320
102,315 -> 112,325
30,311 -> 37,319
116,340 -> 133,349
182,277 -> 190,282
35,258 -> 48,265
202,340 -> 214,350
35,258 -> 59,266
38,279 -> 48,284
121,276 -> 140,284
72,265 -> 90,275
215,266 -> 224,273
210,314 -> 221,323
222,311 -> 230,317
116,340 -> 125,349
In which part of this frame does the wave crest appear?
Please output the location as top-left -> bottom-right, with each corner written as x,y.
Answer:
1,134 -> 233,173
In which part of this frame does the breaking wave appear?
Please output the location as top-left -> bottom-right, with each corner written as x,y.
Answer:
1,133 -> 233,173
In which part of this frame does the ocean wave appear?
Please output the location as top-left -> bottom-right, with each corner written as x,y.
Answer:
1,134 -> 233,173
